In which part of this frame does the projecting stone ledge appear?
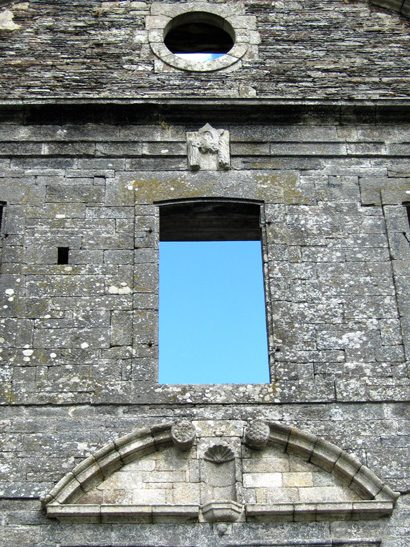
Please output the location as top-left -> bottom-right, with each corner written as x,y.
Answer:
246,500 -> 395,522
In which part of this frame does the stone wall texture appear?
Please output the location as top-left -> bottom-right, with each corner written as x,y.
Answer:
1,0 -> 410,546
0,0 -> 409,99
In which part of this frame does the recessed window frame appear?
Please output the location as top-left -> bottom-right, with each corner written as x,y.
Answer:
155,197 -> 273,385
147,3 -> 255,73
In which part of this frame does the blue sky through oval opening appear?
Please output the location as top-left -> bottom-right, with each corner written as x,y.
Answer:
159,240 -> 270,384
175,53 -> 225,62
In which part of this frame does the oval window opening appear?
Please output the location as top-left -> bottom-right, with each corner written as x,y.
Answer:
164,13 -> 234,62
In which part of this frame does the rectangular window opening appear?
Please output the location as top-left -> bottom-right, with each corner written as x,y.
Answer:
57,247 -> 70,265
158,199 -> 270,385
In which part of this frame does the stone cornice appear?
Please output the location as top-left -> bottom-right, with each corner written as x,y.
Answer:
1,99 -> 410,125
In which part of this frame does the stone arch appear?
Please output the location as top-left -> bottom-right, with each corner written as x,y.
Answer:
41,420 -> 399,523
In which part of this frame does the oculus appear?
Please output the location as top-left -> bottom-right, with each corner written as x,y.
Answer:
164,12 -> 234,63
147,3 -> 254,72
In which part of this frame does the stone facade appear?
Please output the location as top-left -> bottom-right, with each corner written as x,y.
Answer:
1,0 -> 410,546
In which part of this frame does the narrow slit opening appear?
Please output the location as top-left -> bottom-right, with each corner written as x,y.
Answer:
57,247 -> 69,265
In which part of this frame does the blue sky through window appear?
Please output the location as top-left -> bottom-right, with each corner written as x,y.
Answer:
175,53 -> 225,62
159,240 -> 270,384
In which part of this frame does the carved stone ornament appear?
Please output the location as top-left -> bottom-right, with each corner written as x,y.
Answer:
204,443 -> 235,464
41,421 -> 399,524
202,500 -> 243,523
187,124 -> 230,171
245,420 -> 270,450
171,421 -> 196,451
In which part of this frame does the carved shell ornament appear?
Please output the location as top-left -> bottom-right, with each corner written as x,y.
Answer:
204,444 -> 235,464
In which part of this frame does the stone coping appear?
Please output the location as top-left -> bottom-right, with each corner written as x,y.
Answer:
41,421 -> 399,524
370,0 -> 410,18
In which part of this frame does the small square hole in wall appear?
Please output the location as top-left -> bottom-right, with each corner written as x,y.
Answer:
57,247 -> 69,265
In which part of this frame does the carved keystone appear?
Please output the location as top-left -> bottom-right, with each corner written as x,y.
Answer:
171,421 -> 196,451
245,420 -> 270,450
187,123 -> 230,171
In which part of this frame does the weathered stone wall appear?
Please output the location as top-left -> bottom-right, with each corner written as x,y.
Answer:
1,115 -> 410,406
1,0 -> 410,545
1,110 -> 410,544
1,404 -> 410,545
0,0 -> 410,99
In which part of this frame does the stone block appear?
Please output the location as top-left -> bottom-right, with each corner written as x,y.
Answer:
245,503 -> 294,522
310,439 -> 343,473
243,472 -> 282,489
153,504 -> 199,523
47,504 -> 101,523
351,500 -> 394,519
242,457 -> 289,474
350,466 -> 384,499
267,423 -> 291,450
94,442 -> 123,478
111,311 -> 133,346
49,472 -> 82,505
132,487 -> 168,505
100,505 -> 152,524
172,483 -> 200,505
71,456 -> 104,493
332,452 -> 362,485
115,434 -> 156,465
287,428 -> 317,461
283,472 -> 313,488
315,502 -> 353,521
293,502 -> 316,522
142,142 -> 186,156
96,142 -> 142,157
